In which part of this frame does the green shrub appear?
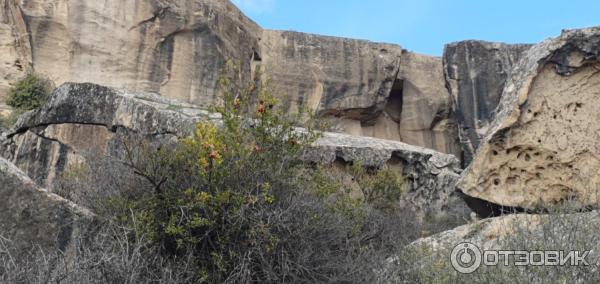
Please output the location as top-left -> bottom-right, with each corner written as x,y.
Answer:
6,73 -> 54,111
4,72 -> 430,283
109,76 -> 415,282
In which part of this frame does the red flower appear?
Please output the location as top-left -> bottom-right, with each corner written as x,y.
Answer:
209,151 -> 218,159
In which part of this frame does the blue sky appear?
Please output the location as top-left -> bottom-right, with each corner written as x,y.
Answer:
232,0 -> 600,55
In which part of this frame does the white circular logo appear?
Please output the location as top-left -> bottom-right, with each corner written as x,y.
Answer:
451,242 -> 482,274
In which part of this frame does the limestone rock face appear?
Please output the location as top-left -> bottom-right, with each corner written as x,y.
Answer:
0,82 -> 466,216
0,0 -> 460,157
260,31 -> 460,155
0,156 -> 94,252
458,27 -> 600,210
398,52 -> 460,157
0,0 -> 261,108
444,41 -> 531,164
259,30 -> 403,123
0,0 -> 30,115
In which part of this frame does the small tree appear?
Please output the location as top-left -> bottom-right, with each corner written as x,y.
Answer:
6,73 -> 54,111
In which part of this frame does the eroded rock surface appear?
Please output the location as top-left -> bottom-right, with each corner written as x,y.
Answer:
259,30 -> 403,129
0,82 -> 467,217
458,27 -> 600,210
305,131 -> 465,214
1,83 -> 220,187
444,41 -> 531,164
260,31 -> 460,155
0,0 -> 461,157
0,0 -> 261,108
0,156 -> 95,252
0,0 -> 30,115
398,52 -> 460,157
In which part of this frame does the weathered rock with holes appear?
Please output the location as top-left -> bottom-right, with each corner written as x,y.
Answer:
0,0 -> 261,108
0,156 -> 95,252
458,27 -> 600,212
0,82 -> 468,217
444,41 -> 532,164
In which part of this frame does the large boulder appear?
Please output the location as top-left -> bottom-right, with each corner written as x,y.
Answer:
0,156 -> 95,252
0,0 -> 261,108
1,83 -> 222,188
379,210 -> 600,282
458,27 -> 600,212
444,41 -> 531,164
0,82 -> 467,217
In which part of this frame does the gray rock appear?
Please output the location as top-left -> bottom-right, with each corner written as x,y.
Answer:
1,82 -> 468,217
409,211 -> 600,252
443,41 -> 532,164
1,83 -> 217,187
0,156 -> 95,253
305,131 -> 465,214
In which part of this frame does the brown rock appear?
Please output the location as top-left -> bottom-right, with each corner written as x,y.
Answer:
259,30 -> 459,155
0,0 -> 31,114
1,0 -> 261,108
259,30 -> 403,127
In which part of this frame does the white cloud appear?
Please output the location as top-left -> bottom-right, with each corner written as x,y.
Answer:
232,0 -> 275,14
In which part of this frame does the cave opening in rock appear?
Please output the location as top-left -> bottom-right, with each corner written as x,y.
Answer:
251,49 -> 262,80
384,79 -> 404,123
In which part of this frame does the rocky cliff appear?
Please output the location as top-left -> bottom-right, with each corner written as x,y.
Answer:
443,41 -> 531,164
0,0 -> 262,109
259,31 -> 460,157
0,0 -> 460,157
